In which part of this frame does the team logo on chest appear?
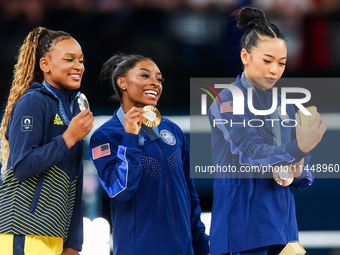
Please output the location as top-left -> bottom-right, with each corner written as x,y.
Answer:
54,113 -> 65,125
160,130 -> 176,146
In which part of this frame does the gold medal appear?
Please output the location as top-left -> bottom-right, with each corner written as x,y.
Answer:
273,165 -> 294,186
142,105 -> 161,128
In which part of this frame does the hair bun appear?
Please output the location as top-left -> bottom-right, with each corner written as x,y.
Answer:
246,19 -> 266,29
233,6 -> 267,29
109,53 -> 125,69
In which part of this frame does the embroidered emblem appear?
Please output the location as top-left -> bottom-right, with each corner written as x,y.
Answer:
54,113 -> 65,125
21,116 -> 33,131
160,130 -> 176,146
92,143 -> 111,160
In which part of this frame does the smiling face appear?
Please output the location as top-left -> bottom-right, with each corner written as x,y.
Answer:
242,37 -> 287,90
119,59 -> 163,111
40,38 -> 85,90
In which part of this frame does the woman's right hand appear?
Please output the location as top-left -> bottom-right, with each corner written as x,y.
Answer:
124,107 -> 144,135
62,109 -> 94,149
296,113 -> 327,153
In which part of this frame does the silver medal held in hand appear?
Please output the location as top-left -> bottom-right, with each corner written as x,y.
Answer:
78,93 -> 90,111
142,105 -> 161,128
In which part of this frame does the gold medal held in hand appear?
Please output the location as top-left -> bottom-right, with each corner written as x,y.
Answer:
142,105 -> 161,128
273,165 -> 294,186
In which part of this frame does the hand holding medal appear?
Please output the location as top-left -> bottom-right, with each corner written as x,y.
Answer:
78,93 -> 94,126
274,106 -> 319,186
78,93 -> 90,111
273,165 -> 294,186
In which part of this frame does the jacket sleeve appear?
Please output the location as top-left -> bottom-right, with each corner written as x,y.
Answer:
180,131 -> 210,255
290,126 -> 314,190
7,92 -> 70,182
63,162 -> 84,251
89,129 -> 142,201
209,96 -> 307,167
290,158 -> 313,190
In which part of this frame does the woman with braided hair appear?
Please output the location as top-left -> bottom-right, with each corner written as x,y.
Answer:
0,27 -> 94,255
208,6 -> 326,255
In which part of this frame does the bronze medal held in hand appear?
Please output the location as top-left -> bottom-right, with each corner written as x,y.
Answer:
143,105 -> 161,128
273,165 -> 294,186
78,93 -> 90,111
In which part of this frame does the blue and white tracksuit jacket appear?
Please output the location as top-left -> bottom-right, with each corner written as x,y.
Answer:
208,75 -> 313,254
0,81 -> 84,251
89,108 -> 209,255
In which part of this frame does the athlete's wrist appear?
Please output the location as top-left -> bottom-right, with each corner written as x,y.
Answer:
62,132 -> 76,149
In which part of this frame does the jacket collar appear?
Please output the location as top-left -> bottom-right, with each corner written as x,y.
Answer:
29,81 -> 81,126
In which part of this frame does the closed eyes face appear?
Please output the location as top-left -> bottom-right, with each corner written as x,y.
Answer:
40,38 -> 85,90
120,59 -> 163,110
242,37 -> 287,91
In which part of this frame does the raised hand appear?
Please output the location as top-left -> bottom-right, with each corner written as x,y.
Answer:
124,107 -> 144,135
62,109 -> 94,149
296,113 -> 327,153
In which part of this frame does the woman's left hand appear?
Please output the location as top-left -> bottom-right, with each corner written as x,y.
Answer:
61,248 -> 80,255
290,158 -> 304,178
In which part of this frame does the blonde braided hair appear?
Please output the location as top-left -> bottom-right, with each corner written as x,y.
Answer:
0,27 -> 71,180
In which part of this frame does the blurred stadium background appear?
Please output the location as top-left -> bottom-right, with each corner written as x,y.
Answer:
0,0 -> 340,254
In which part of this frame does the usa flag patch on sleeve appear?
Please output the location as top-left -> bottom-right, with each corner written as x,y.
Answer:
92,143 -> 111,160
221,101 -> 233,113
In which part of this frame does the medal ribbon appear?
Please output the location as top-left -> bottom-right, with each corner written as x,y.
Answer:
42,81 -> 81,126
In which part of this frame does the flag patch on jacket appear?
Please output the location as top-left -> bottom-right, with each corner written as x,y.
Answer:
92,143 -> 111,160
221,101 -> 233,113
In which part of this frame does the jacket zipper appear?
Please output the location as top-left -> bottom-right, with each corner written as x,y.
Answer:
154,141 -> 183,254
282,187 -> 288,244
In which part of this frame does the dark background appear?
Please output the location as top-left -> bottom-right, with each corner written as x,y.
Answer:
1,0 -> 340,254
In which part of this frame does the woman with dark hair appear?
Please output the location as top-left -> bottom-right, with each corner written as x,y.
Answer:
0,27 -> 94,254
208,6 -> 327,255
89,53 -> 210,255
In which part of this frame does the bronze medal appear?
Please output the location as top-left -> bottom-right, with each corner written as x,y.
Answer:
273,165 -> 294,186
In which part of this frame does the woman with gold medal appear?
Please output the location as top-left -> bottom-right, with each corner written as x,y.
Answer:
89,53 -> 209,255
